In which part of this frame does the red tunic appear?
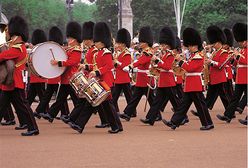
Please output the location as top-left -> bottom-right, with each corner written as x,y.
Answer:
0,43 -> 27,91
84,46 -> 98,78
133,48 -> 152,87
94,48 -> 114,87
157,50 -> 176,87
30,73 -> 46,83
225,49 -> 233,80
209,48 -> 228,85
114,49 -> 131,84
181,52 -> 204,92
60,46 -> 81,84
235,47 -> 247,84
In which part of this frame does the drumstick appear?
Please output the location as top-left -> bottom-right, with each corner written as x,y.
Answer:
49,48 -> 56,60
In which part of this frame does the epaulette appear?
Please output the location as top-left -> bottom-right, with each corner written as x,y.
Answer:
12,44 -> 23,52
220,49 -> 228,55
72,46 -> 82,52
103,48 -> 111,55
122,48 -> 131,57
143,48 -> 152,56
192,53 -> 203,59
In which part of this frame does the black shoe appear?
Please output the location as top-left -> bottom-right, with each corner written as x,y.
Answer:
162,119 -> 176,130
21,129 -> 39,136
236,107 -> 243,114
155,116 -> 162,121
33,112 -> 41,119
15,124 -> 28,130
1,120 -> 16,126
42,113 -> 54,123
140,118 -> 154,126
61,116 -> 71,124
200,124 -> 214,131
190,110 -> 199,117
180,117 -> 189,125
216,114 -> 231,123
69,122 -> 83,133
238,119 -> 247,125
131,113 -> 137,118
119,113 -> 131,121
108,129 -> 120,134
95,123 -> 110,128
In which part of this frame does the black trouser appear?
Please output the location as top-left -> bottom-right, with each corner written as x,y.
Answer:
0,89 -> 15,122
224,84 -> 248,118
205,82 -> 231,110
47,84 -> 79,118
160,84 -> 184,112
123,86 -> 154,117
226,79 -> 234,97
146,87 -> 181,123
171,92 -> 213,127
237,92 -> 247,111
27,83 -> 46,105
0,89 -> 38,131
176,84 -> 184,100
35,84 -> 70,115
112,83 -> 133,113
75,99 -> 122,131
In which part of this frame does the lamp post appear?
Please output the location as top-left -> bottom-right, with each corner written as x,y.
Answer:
118,0 -> 122,29
66,0 -> 74,21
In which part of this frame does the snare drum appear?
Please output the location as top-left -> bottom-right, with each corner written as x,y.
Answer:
70,71 -> 88,98
84,78 -> 111,107
28,42 -> 67,79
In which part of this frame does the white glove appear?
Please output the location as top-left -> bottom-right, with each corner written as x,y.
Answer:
123,66 -> 130,72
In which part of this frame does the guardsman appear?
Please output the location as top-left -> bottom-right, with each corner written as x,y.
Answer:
0,12 -> 16,126
163,28 -> 214,131
216,23 -> 247,123
35,26 -> 70,119
69,22 -> 123,134
140,26 -> 182,126
27,29 -> 47,107
119,26 -> 154,121
63,21 -> 109,128
204,26 -> 231,110
112,28 -> 133,116
42,22 -> 81,122
0,16 -> 39,136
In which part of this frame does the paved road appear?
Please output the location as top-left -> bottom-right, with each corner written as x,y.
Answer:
0,97 -> 247,168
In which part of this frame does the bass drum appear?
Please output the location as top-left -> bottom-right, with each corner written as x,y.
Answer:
28,42 -> 67,79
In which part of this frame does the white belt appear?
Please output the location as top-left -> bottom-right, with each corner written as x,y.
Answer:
160,69 -> 174,73
185,72 -> 202,76
238,65 -> 248,68
133,68 -> 148,73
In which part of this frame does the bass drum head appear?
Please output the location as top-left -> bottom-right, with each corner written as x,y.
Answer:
30,42 -> 67,79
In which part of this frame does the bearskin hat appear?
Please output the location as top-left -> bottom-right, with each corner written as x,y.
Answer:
31,29 -> 47,45
183,27 -> 202,50
49,26 -> 63,45
82,21 -> 94,40
175,36 -> 181,50
93,22 -> 112,48
138,26 -> 153,47
8,16 -> 28,42
159,27 -> 176,49
232,23 -> 247,42
223,28 -> 234,47
116,28 -> 131,48
207,25 -> 226,44
66,21 -> 81,43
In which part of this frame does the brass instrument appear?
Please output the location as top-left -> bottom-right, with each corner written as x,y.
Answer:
172,53 -> 186,79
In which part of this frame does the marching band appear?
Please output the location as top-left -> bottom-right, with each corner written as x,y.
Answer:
0,14 -> 247,136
